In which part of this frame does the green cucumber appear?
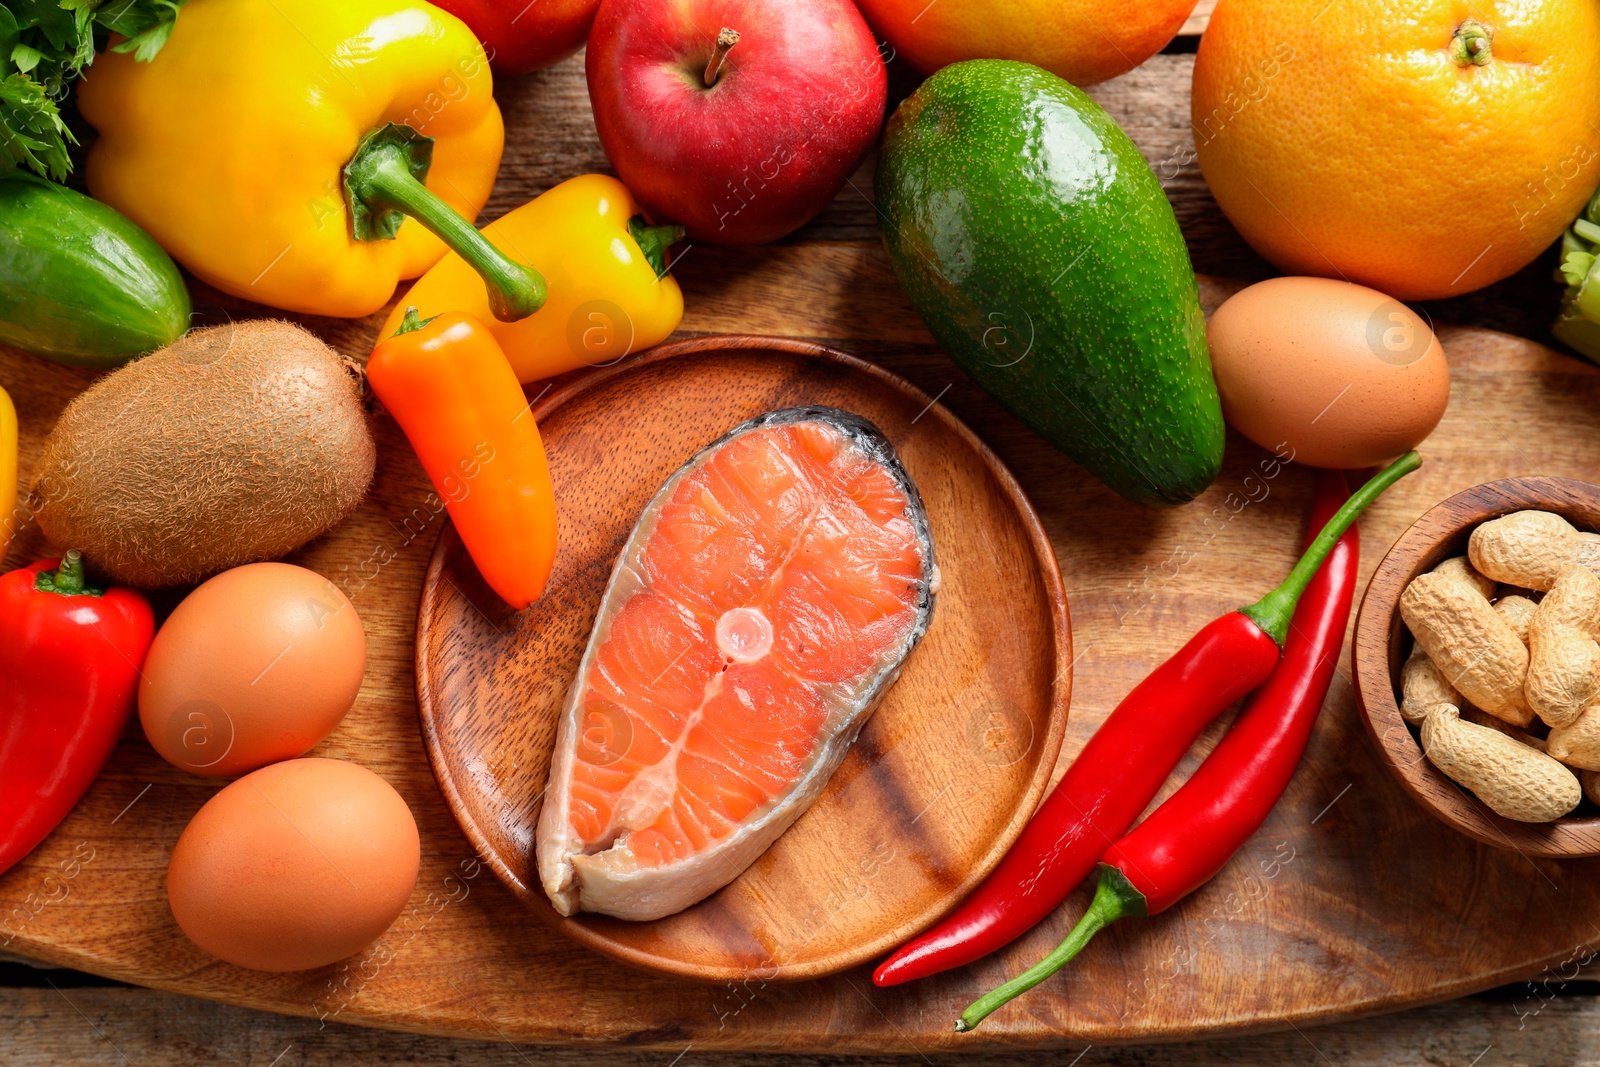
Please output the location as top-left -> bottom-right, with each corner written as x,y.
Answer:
876,60 -> 1224,507
0,174 -> 190,368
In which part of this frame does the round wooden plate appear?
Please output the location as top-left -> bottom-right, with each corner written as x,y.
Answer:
415,336 -> 1071,982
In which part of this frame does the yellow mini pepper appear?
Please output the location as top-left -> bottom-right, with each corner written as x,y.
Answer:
76,0 -> 543,321
0,385 -> 15,559
378,175 -> 685,383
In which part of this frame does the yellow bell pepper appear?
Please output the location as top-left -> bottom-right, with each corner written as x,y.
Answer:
378,175 -> 685,383
0,385 -> 15,559
76,0 -> 543,321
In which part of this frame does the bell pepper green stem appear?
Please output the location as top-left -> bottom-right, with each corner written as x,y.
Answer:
1242,451 -> 1421,646
34,549 -> 105,598
343,123 -> 546,322
955,865 -> 1147,1033
628,216 -> 687,279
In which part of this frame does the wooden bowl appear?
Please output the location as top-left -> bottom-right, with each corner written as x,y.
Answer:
414,335 -> 1072,981
1353,476 -> 1600,857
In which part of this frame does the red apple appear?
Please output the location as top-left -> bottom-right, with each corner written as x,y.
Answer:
586,0 -> 888,245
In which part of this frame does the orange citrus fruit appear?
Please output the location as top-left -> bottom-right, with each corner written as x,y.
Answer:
855,0 -> 1201,87
1193,0 -> 1600,300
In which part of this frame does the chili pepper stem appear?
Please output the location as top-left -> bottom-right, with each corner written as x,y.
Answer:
344,123 -> 547,322
1241,451 -> 1420,646
955,865 -> 1148,1033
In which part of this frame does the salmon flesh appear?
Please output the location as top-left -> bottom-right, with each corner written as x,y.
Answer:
536,407 -> 938,920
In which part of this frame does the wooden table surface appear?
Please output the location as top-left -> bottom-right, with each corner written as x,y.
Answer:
8,17 -> 1599,1064
7,948 -> 1599,1065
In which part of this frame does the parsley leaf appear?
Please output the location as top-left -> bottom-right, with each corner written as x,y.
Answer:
0,72 -> 72,179
0,0 -> 186,180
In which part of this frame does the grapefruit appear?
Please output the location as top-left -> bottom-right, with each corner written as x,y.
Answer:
1193,0 -> 1600,300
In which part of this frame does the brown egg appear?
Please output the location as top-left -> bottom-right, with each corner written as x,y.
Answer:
1207,277 -> 1450,468
139,563 -> 365,777
166,758 -> 420,972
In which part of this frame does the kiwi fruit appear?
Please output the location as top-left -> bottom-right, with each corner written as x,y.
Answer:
30,321 -> 375,588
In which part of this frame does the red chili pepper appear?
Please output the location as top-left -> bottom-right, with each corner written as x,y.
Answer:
955,468 -> 1359,1030
875,454 -> 1417,991
0,551 -> 154,877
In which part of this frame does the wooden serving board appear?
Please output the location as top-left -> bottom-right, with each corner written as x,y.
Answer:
3,52 -> 1598,1051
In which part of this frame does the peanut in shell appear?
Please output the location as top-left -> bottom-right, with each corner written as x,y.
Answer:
1583,769 -> 1600,807
1547,705 -> 1600,771
1575,532 -> 1600,577
1534,564 -> 1600,632
1468,511 -> 1580,591
1400,571 -> 1532,726
1400,646 -> 1459,726
1432,555 -> 1496,600
1421,704 -> 1580,823
1525,565 -> 1600,727
1462,705 -> 1546,751
1492,594 -> 1539,646
1527,627 -> 1600,727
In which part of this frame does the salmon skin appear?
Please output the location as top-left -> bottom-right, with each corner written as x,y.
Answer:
536,406 -> 938,921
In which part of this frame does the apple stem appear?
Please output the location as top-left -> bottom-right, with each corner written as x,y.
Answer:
704,27 -> 739,87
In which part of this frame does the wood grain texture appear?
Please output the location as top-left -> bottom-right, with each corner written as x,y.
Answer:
1353,478 -> 1600,856
1183,0 -> 1215,36
9,980 -> 1600,1067
417,336 -> 1071,981
3,46 -> 1598,1052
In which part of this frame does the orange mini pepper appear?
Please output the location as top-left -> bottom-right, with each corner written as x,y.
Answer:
367,308 -> 557,608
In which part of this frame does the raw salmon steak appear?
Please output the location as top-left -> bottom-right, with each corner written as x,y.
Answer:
536,407 -> 938,920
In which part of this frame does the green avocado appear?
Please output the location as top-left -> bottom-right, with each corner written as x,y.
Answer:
876,60 -> 1224,507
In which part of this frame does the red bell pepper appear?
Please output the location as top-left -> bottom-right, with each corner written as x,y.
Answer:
0,551 -> 154,877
